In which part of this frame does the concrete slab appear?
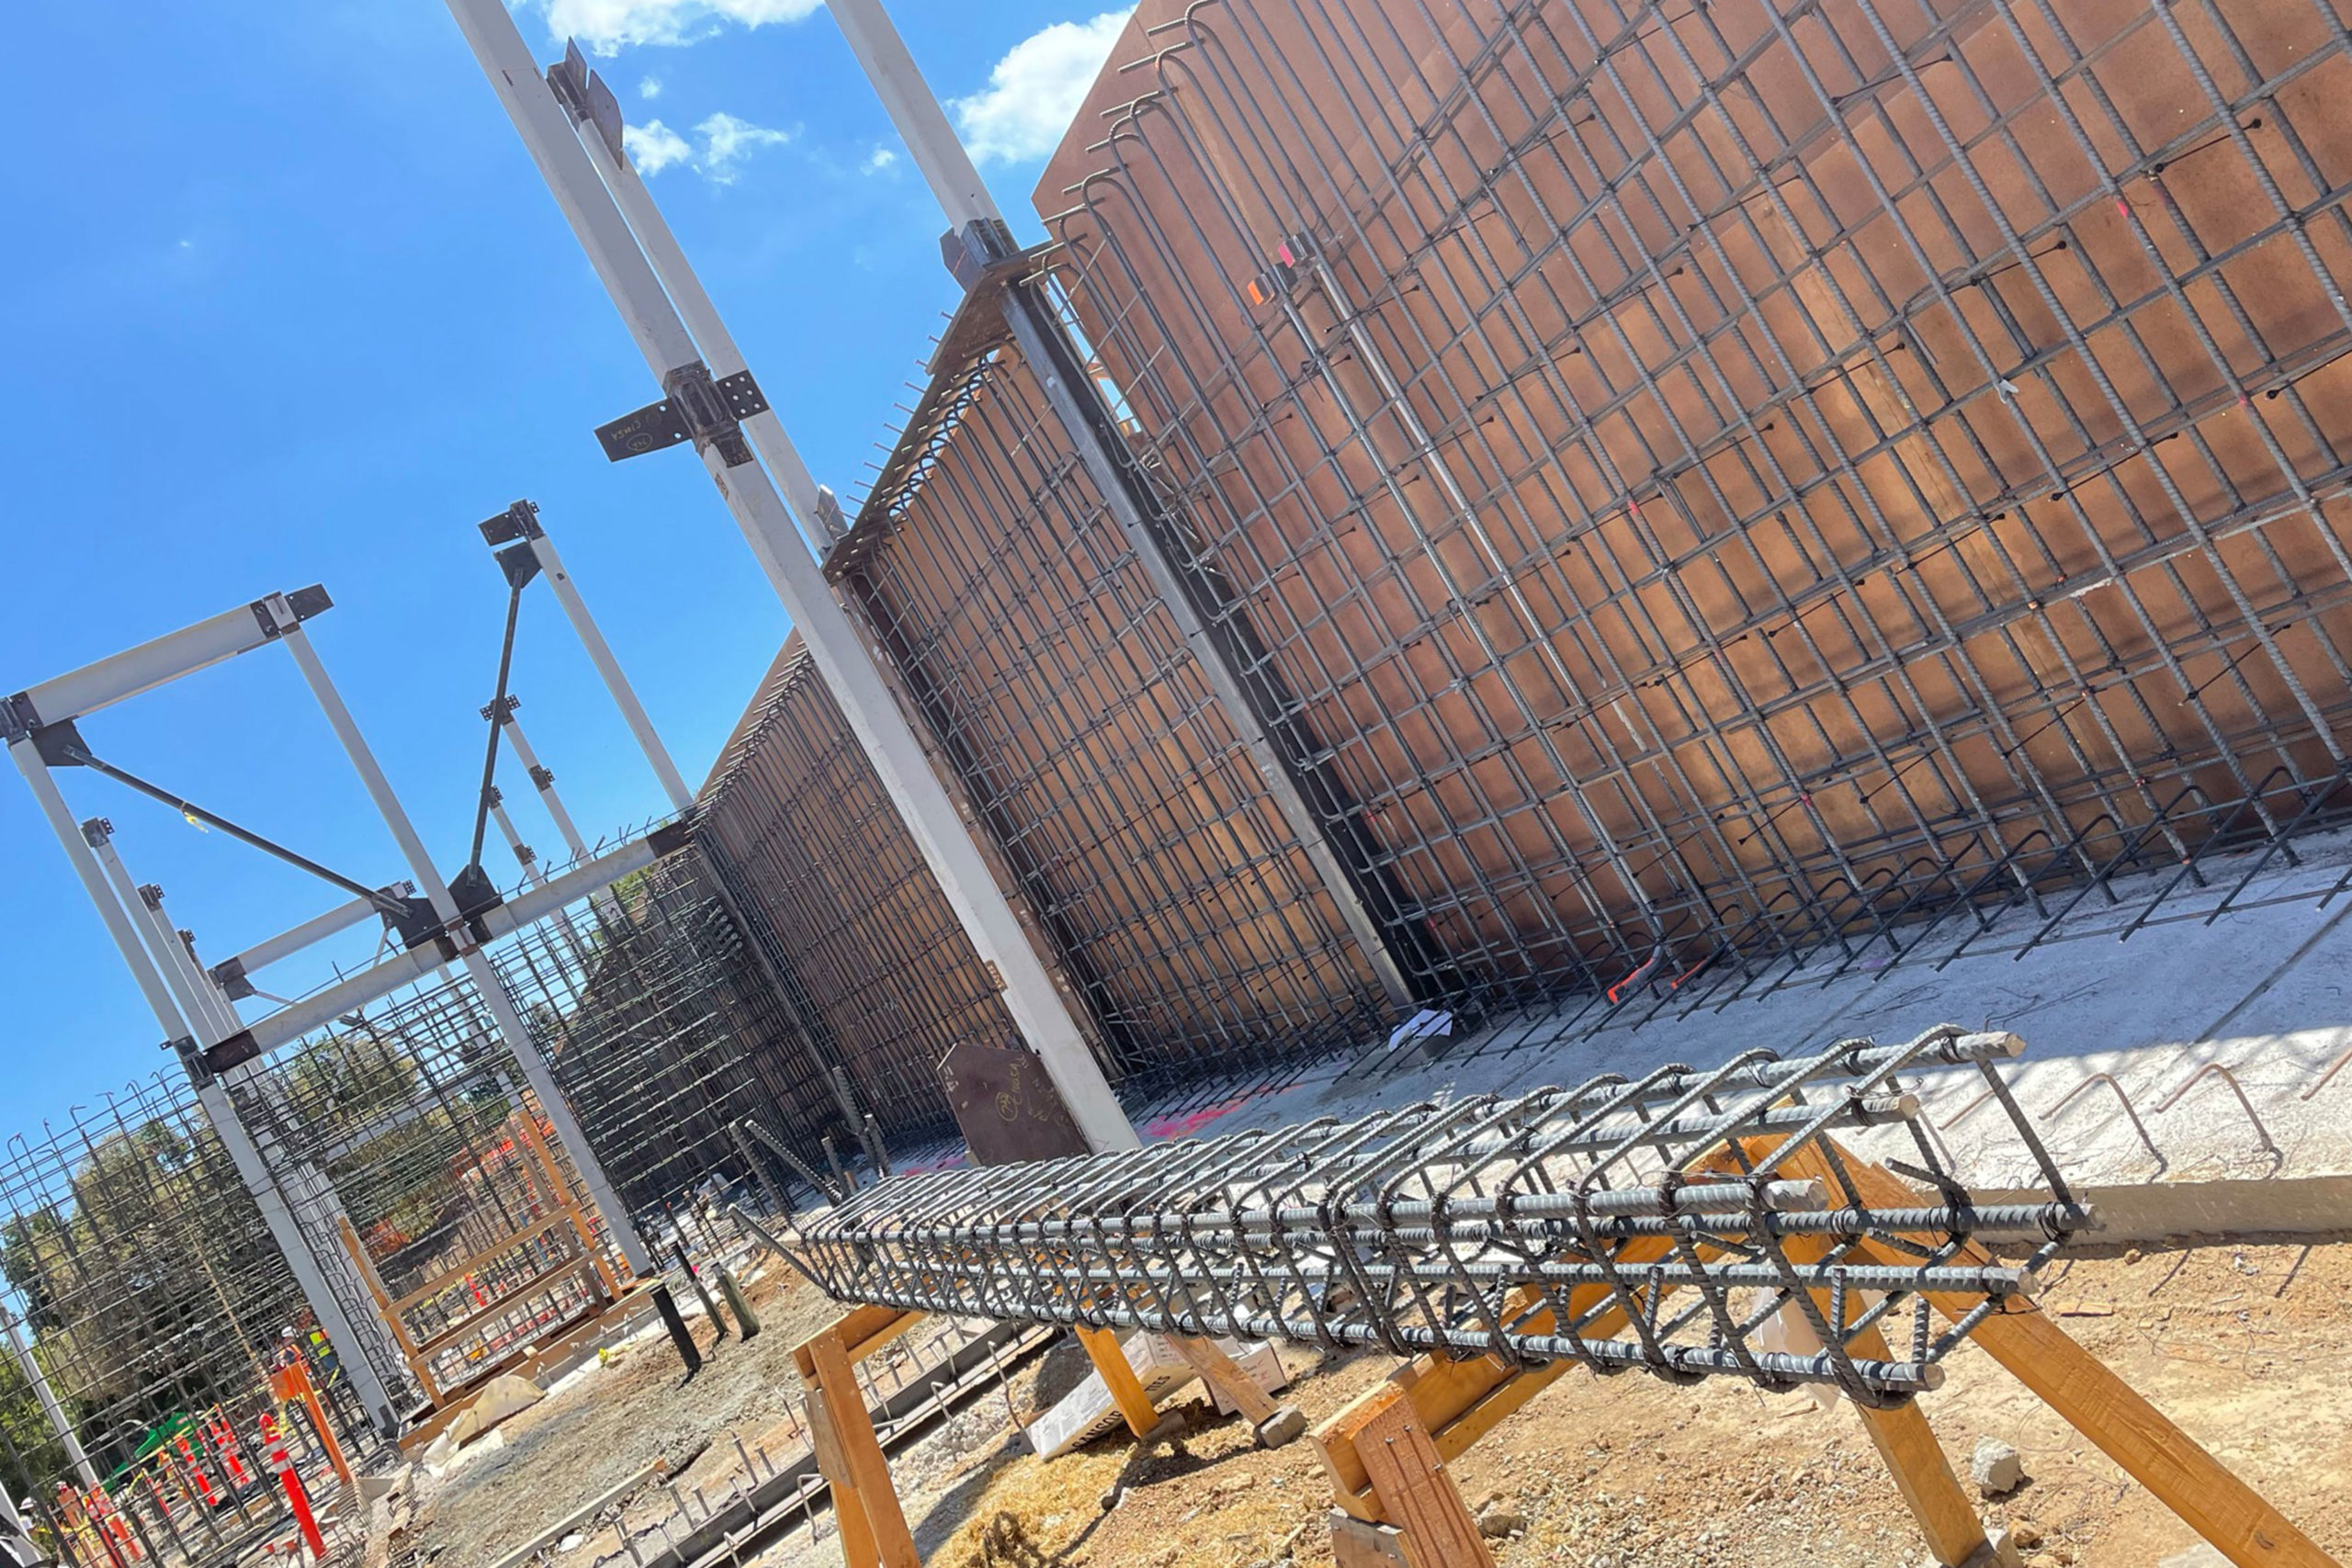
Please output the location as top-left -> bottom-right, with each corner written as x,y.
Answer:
1134,831 -> 2352,1198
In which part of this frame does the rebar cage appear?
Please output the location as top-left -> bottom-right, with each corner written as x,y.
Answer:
678,0 -> 2352,1141
0,840 -> 829,1541
787,1024 -> 2086,1407
1031,0 -> 2352,1004
698,638 -> 1020,1136
0,1075 -> 347,1562
828,315 -> 1400,1085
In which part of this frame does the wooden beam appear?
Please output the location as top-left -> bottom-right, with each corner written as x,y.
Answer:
1355,1395 -> 1495,1568
843,1309 -> 924,1368
511,1104 -> 620,1300
1329,1508 -> 1417,1568
1164,1336 -> 1279,1425
801,1388 -> 880,1568
405,1255 -> 603,1361
1779,1233 -> 1987,1568
1075,1325 -> 1161,1439
796,1303 -> 921,1377
1775,1139 -> 2339,1568
806,1326 -> 922,1568
390,1214 -> 573,1314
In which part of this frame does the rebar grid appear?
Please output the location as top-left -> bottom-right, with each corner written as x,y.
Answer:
1035,0 -> 2352,1010
831,318 -> 1399,1083
0,1075 -> 341,1558
501,856 -> 786,1214
228,962 -> 609,1411
175,849 -> 815,1418
788,1024 -> 2083,1406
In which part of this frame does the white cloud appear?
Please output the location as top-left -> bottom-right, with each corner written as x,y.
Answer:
628,111 -> 793,182
862,145 -> 899,175
528,0 -> 822,54
639,74 -> 663,99
949,9 -> 1133,165
695,111 -> 793,182
624,118 -> 693,175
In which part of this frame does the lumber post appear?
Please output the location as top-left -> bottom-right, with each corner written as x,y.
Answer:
1778,1234 -> 1988,1567
794,1312 -> 922,1568
511,1104 -> 622,1301
1163,1335 -> 1306,1447
1329,1509 -> 1416,1568
338,1216 -> 442,1405
1073,1325 -> 1162,1440
1763,1138 -> 2339,1568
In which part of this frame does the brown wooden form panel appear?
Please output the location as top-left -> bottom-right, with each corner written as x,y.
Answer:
837,325 -> 1394,1076
699,637 -> 1012,1136
1040,0 -> 2352,1001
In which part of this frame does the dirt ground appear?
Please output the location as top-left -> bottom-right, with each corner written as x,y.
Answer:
389,1237 -> 2352,1568
391,1259 -> 848,1566
748,1240 -> 2352,1568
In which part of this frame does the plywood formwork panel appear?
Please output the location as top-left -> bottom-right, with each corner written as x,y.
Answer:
1039,0 -> 2352,1005
699,638 -> 1013,1136
834,321 -> 1395,1080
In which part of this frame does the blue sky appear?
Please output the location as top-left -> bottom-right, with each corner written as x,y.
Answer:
0,0 -> 1130,1134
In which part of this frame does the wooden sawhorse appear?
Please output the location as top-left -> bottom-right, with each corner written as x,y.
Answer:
1310,1137 -> 2338,1568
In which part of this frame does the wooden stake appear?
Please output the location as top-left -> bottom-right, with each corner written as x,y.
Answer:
802,1390 -> 879,1568
1164,1336 -> 1279,1425
1779,1235 -> 1987,1567
799,1324 -> 921,1568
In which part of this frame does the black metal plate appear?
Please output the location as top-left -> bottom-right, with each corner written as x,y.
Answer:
717,369 -> 769,420
938,1040 -> 1090,1166
596,398 -> 693,462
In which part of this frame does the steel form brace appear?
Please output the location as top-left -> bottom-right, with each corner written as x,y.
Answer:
785,1026 -> 2087,1406
444,0 -> 1137,1153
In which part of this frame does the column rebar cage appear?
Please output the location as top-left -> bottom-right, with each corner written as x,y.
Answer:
786,1024 -> 2084,1407
825,311 -> 1398,1087
0,1075 -> 342,1558
496,851 -> 808,1214
1033,0 -> 2352,1012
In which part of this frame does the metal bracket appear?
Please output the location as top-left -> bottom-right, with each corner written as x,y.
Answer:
595,361 -> 767,468
201,1030 -> 263,1078
494,541 -> 543,591
447,862 -> 506,941
210,953 -> 255,1001
479,499 -> 546,546
482,694 -> 521,724
30,718 -> 86,769
940,217 -> 1023,294
546,39 -> 626,164
528,762 -> 556,791
383,892 -> 450,955
167,1034 -> 208,1082
0,693 -> 36,745
248,585 -> 334,639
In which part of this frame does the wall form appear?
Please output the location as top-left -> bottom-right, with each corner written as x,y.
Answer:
1035,0 -> 2352,999
707,0 -> 2352,1111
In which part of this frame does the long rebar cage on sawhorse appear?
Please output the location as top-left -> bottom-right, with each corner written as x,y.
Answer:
786,1026 -> 2089,1407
